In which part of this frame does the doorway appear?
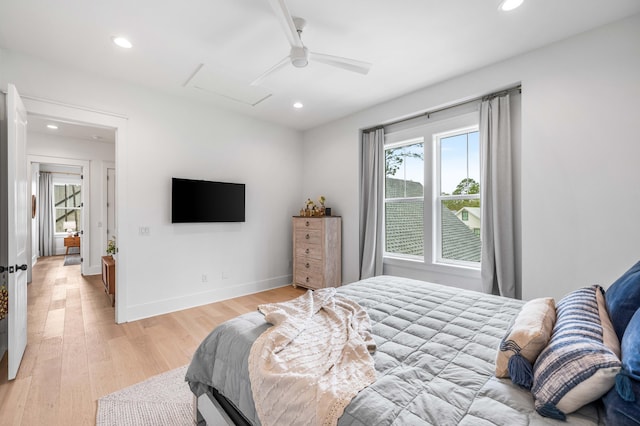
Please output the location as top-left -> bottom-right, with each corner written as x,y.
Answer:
27,114 -> 115,281
30,161 -> 87,270
20,95 -> 127,323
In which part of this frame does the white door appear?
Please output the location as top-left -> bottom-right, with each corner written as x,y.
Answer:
6,84 -> 29,380
107,167 -> 116,243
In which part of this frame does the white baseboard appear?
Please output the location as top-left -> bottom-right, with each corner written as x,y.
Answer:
83,265 -> 101,276
125,274 -> 293,322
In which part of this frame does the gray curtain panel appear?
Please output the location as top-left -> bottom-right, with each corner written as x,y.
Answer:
480,94 -> 516,297
38,172 -> 54,257
359,128 -> 385,279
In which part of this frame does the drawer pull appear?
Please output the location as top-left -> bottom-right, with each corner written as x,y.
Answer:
305,234 -> 310,239
306,277 -> 310,283
305,221 -> 310,227
305,248 -> 310,254
305,263 -> 310,269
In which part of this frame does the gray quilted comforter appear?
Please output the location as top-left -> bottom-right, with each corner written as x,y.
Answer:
186,275 -> 601,425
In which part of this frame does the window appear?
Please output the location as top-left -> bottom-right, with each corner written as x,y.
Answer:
436,127 -> 480,266
384,139 -> 424,258
54,183 -> 81,233
383,111 -> 481,269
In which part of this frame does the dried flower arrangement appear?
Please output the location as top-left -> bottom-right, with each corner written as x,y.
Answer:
300,196 -> 327,217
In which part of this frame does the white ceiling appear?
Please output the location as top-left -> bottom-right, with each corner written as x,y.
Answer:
1,0 -> 639,131
27,114 -> 116,143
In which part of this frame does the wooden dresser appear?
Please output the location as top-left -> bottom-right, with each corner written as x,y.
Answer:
101,256 -> 115,307
63,236 -> 80,255
292,216 -> 341,289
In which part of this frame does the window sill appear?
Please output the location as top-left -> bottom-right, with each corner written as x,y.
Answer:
383,256 -> 481,279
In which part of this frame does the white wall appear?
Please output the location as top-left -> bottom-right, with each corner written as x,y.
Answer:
302,13 -> 640,301
1,49 -> 303,321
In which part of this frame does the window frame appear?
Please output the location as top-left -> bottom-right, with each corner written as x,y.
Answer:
434,125 -> 481,269
382,111 -> 481,273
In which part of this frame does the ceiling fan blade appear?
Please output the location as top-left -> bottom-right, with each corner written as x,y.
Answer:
250,56 -> 291,86
310,52 -> 372,75
267,0 -> 303,48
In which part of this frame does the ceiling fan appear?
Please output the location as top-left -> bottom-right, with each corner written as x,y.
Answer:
251,0 -> 372,86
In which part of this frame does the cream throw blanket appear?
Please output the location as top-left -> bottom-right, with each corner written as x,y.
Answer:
248,288 -> 377,426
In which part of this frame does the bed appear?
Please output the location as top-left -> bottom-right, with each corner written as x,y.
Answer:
185,275 -> 602,425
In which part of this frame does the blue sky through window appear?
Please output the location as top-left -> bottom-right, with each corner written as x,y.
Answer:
440,131 -> 479,194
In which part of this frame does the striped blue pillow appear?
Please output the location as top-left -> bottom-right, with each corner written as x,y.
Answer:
532,285 -> 621,420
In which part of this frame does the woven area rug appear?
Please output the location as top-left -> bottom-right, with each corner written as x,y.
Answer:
96,365 -> 193,426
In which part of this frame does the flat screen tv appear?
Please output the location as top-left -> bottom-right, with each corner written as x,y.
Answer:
172,178 -> 245,223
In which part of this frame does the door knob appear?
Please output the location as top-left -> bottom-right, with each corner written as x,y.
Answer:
15,264 -> 27,271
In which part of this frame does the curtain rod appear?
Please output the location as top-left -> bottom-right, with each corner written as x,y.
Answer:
41,171 -> 82,176
363,85 -> 521,133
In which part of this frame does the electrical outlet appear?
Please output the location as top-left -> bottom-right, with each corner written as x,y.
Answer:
201,274 -> 208,283
221,272 -> 229,280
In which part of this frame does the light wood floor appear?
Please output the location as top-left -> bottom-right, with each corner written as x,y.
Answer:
0,255 -> 304,425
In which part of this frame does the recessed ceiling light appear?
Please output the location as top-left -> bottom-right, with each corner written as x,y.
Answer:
293,102 -> 304,109
46,124 -> 58,130
499,0 -> 523,11
112,36 -> 133,49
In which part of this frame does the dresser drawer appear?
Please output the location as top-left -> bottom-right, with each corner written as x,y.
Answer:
293,218 -> 323,231
294,270 -> 323,289
295,257 -> 323,275
295,244 -> 323,260
294,229 -> 322,246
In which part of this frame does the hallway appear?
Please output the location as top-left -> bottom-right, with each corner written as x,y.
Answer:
0,255 -> 303,425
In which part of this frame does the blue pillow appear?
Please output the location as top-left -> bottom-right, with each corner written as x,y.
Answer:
614,308 -> 640,401
606,260 -> 640,340
603,380 -> 640,426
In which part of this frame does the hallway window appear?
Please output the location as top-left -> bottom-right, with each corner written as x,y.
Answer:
54,184 -> 81,233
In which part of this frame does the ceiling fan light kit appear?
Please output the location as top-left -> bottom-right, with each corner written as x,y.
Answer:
290,46 -> 309,68
251,0 -> 371,86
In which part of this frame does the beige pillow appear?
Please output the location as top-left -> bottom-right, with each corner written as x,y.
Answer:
596,288 -> 620,359
495,297 -> 556,378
